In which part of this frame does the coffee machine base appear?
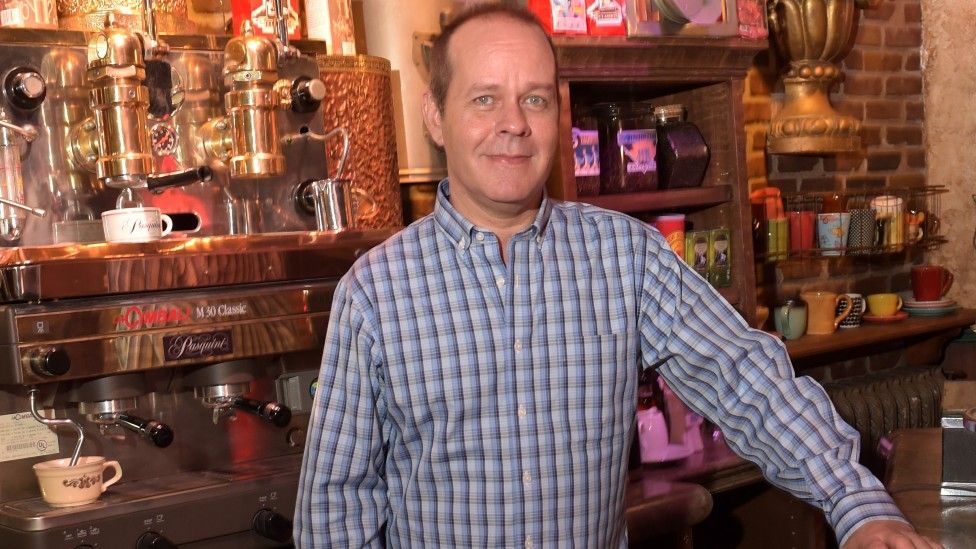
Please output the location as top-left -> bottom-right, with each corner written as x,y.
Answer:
0,454 -> 300,548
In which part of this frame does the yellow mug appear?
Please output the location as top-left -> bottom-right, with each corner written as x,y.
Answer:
800,291 -> 853,335
866,293 -> 903,317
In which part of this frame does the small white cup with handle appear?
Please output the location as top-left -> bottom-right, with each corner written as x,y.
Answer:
33,456 -> 122,507
101,207 -> 173,243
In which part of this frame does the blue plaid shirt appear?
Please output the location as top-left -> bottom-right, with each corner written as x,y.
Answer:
295,180 -> 905,548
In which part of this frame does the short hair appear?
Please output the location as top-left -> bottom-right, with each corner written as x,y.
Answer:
427,3 -> 557,112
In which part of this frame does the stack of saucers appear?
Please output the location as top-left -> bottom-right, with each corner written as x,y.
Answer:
903,295 -> 959,317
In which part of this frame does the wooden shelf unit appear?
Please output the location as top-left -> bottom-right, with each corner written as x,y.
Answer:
549,36 -> 765,323
785,308 -> 976,361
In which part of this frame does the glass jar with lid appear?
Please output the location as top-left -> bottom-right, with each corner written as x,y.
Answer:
590,102 -> 658,194
653,103 -> 710,189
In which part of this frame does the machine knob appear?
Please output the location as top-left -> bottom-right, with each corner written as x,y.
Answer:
4,68 -> 46,111
28,347 -> 70,377
135,531 -> 177,549
147,421 -> 175,448
290,77 -> 326,113
252,508 -> 292,543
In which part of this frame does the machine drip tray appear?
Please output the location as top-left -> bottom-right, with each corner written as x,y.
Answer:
0,454 -> 301,531
941,427 -> 976,496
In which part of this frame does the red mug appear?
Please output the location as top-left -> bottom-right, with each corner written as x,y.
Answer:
911,265 -> 954,302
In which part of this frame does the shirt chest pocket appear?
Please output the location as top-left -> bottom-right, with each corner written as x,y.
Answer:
551,332 -> 634,446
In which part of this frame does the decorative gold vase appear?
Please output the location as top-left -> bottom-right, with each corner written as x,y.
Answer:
766,0 -> 880,154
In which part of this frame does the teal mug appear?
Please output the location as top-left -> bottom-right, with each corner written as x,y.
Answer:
774,300 -> 807,340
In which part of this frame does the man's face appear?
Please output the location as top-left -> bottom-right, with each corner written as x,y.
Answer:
422,16 -> 559,219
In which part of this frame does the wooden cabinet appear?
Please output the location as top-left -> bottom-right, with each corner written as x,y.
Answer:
548,36 -> 766,324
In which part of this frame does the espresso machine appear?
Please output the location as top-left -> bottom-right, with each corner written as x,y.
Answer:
0,8 -> 398,549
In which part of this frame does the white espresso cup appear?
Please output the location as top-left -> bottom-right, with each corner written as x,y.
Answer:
101,207 -> 173,243
33,456 -> 122,507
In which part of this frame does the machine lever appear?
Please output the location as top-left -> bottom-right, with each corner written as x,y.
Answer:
116,413 -> 174,448
146,165 -> 213,193
233,397 -> 292,427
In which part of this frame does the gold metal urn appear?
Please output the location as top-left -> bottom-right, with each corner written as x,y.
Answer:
766,0 -> 880,154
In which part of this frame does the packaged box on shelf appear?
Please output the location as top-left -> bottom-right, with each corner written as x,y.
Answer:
526,0 -> 588,35
584,0 -> 626,36
684,230 -> 709,278
231,0 -> 301,39
708,228 -> 731,287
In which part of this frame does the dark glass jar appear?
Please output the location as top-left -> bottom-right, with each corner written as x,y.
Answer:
653,104 -> 710,189
591,102 -> 658,194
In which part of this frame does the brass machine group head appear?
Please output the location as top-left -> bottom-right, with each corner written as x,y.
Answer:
198,21 -> 291,178
82,15 -> 153,188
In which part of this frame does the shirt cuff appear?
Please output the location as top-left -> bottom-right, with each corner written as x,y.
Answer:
830,488 -> 908,546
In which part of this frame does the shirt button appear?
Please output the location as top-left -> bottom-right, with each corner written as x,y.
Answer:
456,239 -> 467,251
496,277 -> 505,288
525,536 -> 533,549
514,339 -> 523,352
476,232 -> 485,241
517,405 -> 527,418
523,471 -> 532,485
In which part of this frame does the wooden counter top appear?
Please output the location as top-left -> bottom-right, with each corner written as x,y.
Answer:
885,428 -> 976,548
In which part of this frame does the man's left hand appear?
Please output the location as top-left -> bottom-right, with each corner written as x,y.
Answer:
842,520 -> 942,549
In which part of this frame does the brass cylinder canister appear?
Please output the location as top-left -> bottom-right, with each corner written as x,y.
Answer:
222,23 -> 286,178
316,55 -> 401,229
86,18 -> 152,187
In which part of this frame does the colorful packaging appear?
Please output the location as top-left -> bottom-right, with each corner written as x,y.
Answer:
527,0 -> 588,35
231,0 -> 301,39
654,214 -> 685,258
737,0 -> 769,40
708,228 -> 731,287
0,0 -> 57,29
684,230 -> 709,278
584,0 -> 625,36
305,0 -> 356,55
572,127 -> 600,196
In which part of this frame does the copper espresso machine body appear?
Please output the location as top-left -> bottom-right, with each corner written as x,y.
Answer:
0,27 -> 335,245
0,27 -> 396,548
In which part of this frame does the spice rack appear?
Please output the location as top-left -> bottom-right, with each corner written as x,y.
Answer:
753,186 -> 948,261
547,35 -> 765,322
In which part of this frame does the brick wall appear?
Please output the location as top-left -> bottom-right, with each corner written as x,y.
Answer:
744,0 -> 927,380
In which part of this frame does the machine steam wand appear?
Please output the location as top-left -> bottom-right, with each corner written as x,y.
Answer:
28,388 -> 84,466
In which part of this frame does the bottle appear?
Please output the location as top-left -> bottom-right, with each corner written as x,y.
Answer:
653,104 -> 709,189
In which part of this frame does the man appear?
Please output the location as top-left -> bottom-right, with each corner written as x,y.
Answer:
295,5 -> 938,548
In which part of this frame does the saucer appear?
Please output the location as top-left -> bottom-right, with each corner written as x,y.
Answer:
903,298 -> 956,309
863,311 -> 909,323
904,305 -> 960,317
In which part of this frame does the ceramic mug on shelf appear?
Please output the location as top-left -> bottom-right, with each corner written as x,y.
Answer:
866,293 -> 903,317
773,299 -> 807,340
800,291 -> 852,335
911,265 -> 954,302
816,212 -> 850,256
837,293 -> 867,329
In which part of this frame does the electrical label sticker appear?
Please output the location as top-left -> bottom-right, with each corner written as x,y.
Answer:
0,411 -> 60,462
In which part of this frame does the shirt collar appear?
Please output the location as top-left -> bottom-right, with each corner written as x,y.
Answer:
433,179 -> 553,248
